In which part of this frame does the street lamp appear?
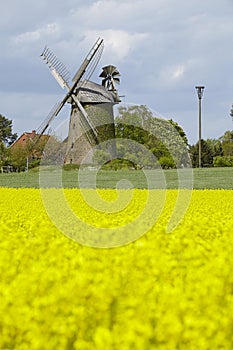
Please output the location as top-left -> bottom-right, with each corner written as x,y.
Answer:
195,86 -> 205,168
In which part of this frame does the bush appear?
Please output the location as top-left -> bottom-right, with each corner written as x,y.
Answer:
213,156 -> 233,167
28,159 -> 40,169
102,158 -> 138,170
62,164 -> 80,171
159,156 -> 176,169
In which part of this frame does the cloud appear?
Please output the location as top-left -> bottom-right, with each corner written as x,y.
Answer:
84,29 -> 149,62
0,0 -> 233,144
172,65 -> 185,79
8,23 -> 60,56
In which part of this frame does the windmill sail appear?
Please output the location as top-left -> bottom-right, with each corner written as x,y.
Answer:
36,102 -> 60,136
40,46 -> 70,89
72,38 -> 104,84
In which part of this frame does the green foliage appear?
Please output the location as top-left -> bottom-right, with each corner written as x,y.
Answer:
63,164 -> 80,171
220,130 -> 233,156
189,131 -> 233,167
0,114 -> 17,146
213,156 -> 233,167
28,159 -> 40,169
115,105 -> 189,169
189,139 -> 215,167
168,119 -> 188,145
0,142 -> 10,167
0,115 -> 17,168
102,158 -> 139,170
93,149 -> 111,165
159,156 -> 176,169
9,145 -> 28,171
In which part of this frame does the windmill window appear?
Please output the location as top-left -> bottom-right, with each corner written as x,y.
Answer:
73,123 -> 75,129
71,142 -> 74,149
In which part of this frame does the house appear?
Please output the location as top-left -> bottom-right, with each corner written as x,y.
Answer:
10,130 -> 50,160
10,130 -> 48,149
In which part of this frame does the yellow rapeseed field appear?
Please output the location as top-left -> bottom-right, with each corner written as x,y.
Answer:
0,187 -> 233,349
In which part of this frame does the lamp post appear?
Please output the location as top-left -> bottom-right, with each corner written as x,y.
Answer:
195,86 -> 205,168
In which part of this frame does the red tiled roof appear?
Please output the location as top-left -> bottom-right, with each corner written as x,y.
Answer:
10,130 -> 48,148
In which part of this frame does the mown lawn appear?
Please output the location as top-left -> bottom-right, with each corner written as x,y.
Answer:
0,167 -> 233,189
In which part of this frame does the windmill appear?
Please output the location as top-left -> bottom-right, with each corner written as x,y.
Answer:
37,38 -> 120,164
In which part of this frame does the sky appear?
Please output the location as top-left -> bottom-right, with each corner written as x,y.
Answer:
0,0 -> 233,145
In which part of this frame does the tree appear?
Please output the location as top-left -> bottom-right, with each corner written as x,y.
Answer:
168,119 -> 188,145
10,145 -> 28,171
220,130 -> 233,156
0,114 -> 17,146
213,156 -> 233,167
0,114 -> 17,168
159,156 -> 176,169
114,105 -> 189,168
0,142 -> 10,168
189,140 -> 214,167
92,149 -> 111,165
206,138 -> 223,158
115,105 -> 153,144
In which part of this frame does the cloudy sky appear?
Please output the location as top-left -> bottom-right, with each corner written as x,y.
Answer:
0,0 -> 233,145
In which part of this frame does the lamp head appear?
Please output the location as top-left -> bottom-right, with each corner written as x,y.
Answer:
195,86 -> 205,99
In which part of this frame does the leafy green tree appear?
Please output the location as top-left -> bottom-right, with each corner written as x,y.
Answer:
189,140 -> 215,167
115,105 -> 189,168
0,114 -> 17,146
206,138 -> 223,158
10,145 -> 28,171
168,119 -> 188,145
209,130 -> 233,167
0,142 -> 9,167
115,105 -> 153,144
159,156 -> 176,169
213,156 -> 233,167
220,130 -> 233,156
92,149 -> 110,165
0,114 -> 17,168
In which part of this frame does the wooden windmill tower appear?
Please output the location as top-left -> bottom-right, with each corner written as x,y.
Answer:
37,38 -> 120,164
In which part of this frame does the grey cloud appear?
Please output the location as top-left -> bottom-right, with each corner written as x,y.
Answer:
0,0 -> 233,145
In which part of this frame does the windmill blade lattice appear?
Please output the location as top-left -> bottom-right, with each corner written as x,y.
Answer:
36,102 -> 60,136
40,46 -> 71,89
73,38 -> 104,92
72,38 -> 104,84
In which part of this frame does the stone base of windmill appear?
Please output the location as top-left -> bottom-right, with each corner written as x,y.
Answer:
64,103 -> 116,165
